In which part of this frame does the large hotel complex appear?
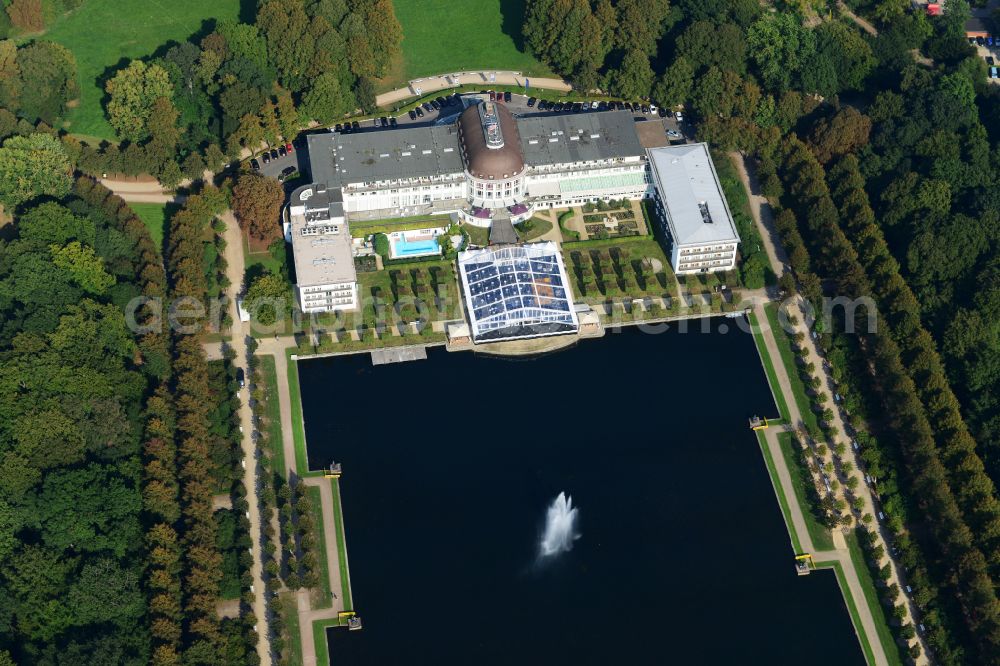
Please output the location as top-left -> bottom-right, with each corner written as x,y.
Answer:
286,96 -> 740,340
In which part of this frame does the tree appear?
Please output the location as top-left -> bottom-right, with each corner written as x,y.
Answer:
231,173 -> 284,243
747,13 -> 815,92
0,133 -> 71,209
13,41 -> 78,125
807,107 -> 872,164
302,72 -> 347,124
105,60 -> 174,142
608,49 -> 654,100
652,57 -> 694,109
5,0 -> 43,33
50,242 -> 115,295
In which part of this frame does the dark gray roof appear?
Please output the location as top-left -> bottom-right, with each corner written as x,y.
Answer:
307,127 -> 464,187
489,217 -> 518,245
518,111 -> 645,166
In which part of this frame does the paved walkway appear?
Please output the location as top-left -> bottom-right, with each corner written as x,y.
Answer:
731,153 -> 929,664
255,336 -> 348,666
376,70 -> 571,108
219,212 -> 274,666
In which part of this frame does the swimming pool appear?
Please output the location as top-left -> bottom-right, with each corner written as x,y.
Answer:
392,237 -> 440,257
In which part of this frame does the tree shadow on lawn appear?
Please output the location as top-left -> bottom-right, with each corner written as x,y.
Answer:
498,0 -> 529,51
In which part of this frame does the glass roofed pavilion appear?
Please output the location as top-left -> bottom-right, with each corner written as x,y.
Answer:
458,242 -> 579,343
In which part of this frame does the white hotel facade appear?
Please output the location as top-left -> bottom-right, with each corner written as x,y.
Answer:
288,98 -> 740,315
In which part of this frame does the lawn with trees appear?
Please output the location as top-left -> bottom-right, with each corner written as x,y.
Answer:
388,0 -> 555,87
41,0 -> 242,139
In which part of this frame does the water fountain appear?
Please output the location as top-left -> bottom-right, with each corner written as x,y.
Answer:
539,492 -> 580,557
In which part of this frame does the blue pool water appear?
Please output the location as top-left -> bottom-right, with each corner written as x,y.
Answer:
393,237 -> 440,256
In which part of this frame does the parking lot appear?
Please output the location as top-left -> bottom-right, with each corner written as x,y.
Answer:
248,92 -> 690,182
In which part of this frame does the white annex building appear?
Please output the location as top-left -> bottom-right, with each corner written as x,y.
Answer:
286,184 -> 359,313
646,143 -> 741,275
457,242 -> 579,343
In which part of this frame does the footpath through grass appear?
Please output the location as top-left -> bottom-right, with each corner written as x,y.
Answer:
813,559 -> 879,666
43,0 -> 241,139
763,302 -> 820,433
747,309 -> 789,423
777,432 -> 834,551
756,431 -> 802,554
307,486 -> 333,609
846,531 -> 906,666
388,0 -> 554,88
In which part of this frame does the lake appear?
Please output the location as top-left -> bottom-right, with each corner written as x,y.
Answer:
298,319 -> 864,665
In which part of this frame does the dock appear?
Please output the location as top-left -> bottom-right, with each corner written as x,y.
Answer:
370,345 -> 427,365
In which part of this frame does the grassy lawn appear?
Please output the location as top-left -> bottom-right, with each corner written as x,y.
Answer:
387,0 -> 554,89
280,592 -> 303,666
330,478 -> 352,610
349,215 -> 452,238
285,349 -> 314,477
747,309 -> 789,422
756,431 -> 803,554
258,355 -> 286,474
516,216 -> 553,241
813,559 -> 879,666
462,222 -> 490,247
242,232 -> 282,276
130,202 -> 176,255
356,258 -> 460,325
306,486 -> 333,609
763,302 -> 820,433
845,531 -> 906,666
41,0 -> 242,140
777,433 -> 834,551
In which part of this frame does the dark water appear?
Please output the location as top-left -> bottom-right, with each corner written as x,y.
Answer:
299,320 -> 864,666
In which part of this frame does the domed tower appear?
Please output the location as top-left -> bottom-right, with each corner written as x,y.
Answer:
457,101 -> 527,212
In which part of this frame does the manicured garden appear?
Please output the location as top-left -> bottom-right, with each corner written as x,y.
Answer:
42,0 -> 241,139
349,215 -> 452,238
561,237 -> 675,303
387,0 -> 555,88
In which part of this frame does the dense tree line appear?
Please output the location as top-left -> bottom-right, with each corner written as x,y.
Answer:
522,0 -> 875,104
775,134 -> 1000,664
0,174 -> 175,663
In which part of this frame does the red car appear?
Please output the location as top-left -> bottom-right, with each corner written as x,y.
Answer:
285,142 -> 294,153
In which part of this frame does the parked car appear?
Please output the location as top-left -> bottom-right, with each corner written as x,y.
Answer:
666,129 -> 681,138
279,165 -> 296,181
250,158 -> 260,170
538,100 -> 549,110
527,96 -> 536,107
988,56 -> 996,66
270,148 -> 279,160
992,66 -> 999,79
503,91 -> 512,102
641,104 -> 650,114
422,102 -> 432,111
415,106 -> 424,117
489,90 -> 496,101
334,123 -> 343,132
351,120 -> 359,129
286,142 -> 293,153
278,144 -> 287,156
389,117 -> 397,127
380,116 -> 388,127
430,100 -> 440,110
658,107 -> 668,117
435,96 -> 447,107
236,367 -> 245,389
408,109 -> 417,120
977,36 -> 985,46
675,111 -> 684,122
598,101 -> 608,111
261,152 -> 271,164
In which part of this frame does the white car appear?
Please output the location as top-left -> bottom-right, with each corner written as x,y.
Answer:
649,104 -> 658,114
674,111 -> 684,122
